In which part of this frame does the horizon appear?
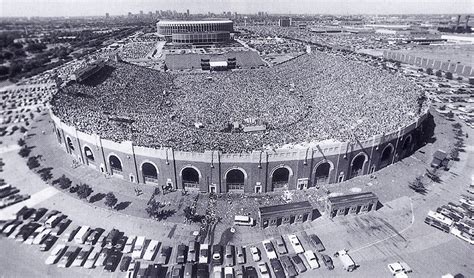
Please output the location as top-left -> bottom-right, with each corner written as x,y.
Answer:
1,0 -> 473,18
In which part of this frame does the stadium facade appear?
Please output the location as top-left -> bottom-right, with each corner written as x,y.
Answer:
157,20 -> 233,45
50,111 -> 431,194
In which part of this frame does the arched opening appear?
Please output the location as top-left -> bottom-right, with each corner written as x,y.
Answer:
314,162 -> 331,185
380,145 -> 393,167
226,169 -> 245,191
402,136 -> 412,150
272,167 -> 290,190
109,155 -> 122,173
182,167 -> 200,189
350,154 -> 366,178
84,146 -> 94,162
142,162 -> 158,183
56,129 -> 62,143
67,137 -> 74,151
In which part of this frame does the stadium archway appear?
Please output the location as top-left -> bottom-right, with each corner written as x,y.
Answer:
313,161 -> 333,187
108,154 -> 123,175
225,168 -> 246,192
380,144 -> 394,167
181,166 -> 201,190
271,166 -> 293,190
401,135 -> 413,158
84,146 -> 95,162
141,162 -> 158,184
66,137 -> 74,151
350,153 -> 367,178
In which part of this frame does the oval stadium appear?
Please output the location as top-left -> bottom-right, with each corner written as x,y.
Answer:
50,50 -> 432,194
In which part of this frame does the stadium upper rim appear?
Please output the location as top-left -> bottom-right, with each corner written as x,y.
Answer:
156,19 -> 234,25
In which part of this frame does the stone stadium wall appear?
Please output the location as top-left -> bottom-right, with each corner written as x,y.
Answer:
50,111 -> 431,194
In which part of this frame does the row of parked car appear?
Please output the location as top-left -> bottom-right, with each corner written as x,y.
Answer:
0,183 -> 30,208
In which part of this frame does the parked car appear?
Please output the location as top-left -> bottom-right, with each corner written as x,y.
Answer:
0,194 -> 30,208
105,250 -> 121,272
8,221 -> 28,238
235,265 -> 244,278
0,219 -> 18,233
30,208 -> 47,221
321,254 -> 334,270
123,235 -> 136,254
40,235 -> 58,251
96,247 -> 112,266
115,235 -> 128,251
291,254 -> 307,273
199,243 -> 209,264
45,244 -> 67,265
308,234 -> 325,252
157,245 -> 171,265
224,266 -> 233,278
262,240 -> 278,260
46,213 -> 66,229
212,244 -> 223,265
275,236 -> 288,254
213,266 -> 222,278
176,244 -> 187,264
184,263 -> 194,278
132,236 -> 146,259
126,261 -> 140,278
105,228 -> 121,247
236,246 -> 246,264
136,264 -> 149,278
249,246 -> 261,262
303,250 -> 320,269
224,245 -> 235,267
143,240 -> 159,261
63,225 -> 80,242
258,263 -> 270,278
171,265 -> 184,278
3,220 -> 23,236
25,226 -> 46,244
16,223 -> 41,241
72,246 -> 93,267
187,241 -> 197,263
84,246 -> 101,269
244,266 -> 258,278
38,210 -> 59,225
148,264 -> 161,277
119,256 -> 132,272
52,218 -> 71,236
85,227 -> 105,245
0,187 -> 19,199
57,246 -> 80,268
18,207 -> 35,220
287,234 -> 304,254
196,263 -> 209,278
269,259 -> 286,278
280,255 -> 298,277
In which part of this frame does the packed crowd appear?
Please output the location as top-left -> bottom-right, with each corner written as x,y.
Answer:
51,49 -> 425,153
120,42 -> 156,60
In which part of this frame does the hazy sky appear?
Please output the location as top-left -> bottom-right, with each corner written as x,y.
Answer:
1,0 -> 473,17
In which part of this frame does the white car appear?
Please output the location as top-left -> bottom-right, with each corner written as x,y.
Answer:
45,244 -> 67,265
287,234 -> 304,254
303,250 -> 320,269
249,246 -> 261,262
126,260 -> 138,278
132,236 -> 146,259
84,247 -> 101,269
388,262 -> 412,277
143,240 -> 159,261
213,266 -> 222,278
262,240 -> 278,260
258,262 -> 270,278
123,235 -> 136,254
199,243 -> 209,264
33,228 -> 52,245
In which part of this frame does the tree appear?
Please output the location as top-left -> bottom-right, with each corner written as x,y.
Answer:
17,138 -> 26,146
146,199 -> 162,220
105,192 -> 118,209
27,156 -> 40,169
452,123 -> 462,129
435,70 -> 443,77
39,168 -> 53,181
58,174 -> 72,189
445,72 -> 453,80
76,183 -> 93,199
409,176 -> 427,194
18,146 -> 30,157
426,68 -> 433,75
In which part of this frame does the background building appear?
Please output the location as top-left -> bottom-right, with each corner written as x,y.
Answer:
157,19 -> 234,45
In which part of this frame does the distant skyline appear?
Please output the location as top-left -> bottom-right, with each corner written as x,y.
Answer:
1,0 -> 473,17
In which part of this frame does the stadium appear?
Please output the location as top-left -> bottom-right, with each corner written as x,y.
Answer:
50,50 -> 432,194
157,19 -> 234,44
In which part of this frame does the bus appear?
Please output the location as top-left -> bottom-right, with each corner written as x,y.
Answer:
234,215 -> 254,226
424,211 -> 453,233
74,226 -> 90,244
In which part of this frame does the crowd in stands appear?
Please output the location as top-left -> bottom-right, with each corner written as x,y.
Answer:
51,48 -> 425,153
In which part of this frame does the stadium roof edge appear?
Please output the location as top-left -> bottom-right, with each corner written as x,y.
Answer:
157,19 -> 233,25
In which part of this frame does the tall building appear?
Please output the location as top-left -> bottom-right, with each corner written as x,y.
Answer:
105,13 -> 109,19
186,9 -> 190,17
279,17 -> 291,27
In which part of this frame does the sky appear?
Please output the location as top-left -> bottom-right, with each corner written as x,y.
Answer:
1,0 -> 473,17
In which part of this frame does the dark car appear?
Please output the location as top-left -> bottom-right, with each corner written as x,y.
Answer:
115,235 -> 128,251
196,263 -> 209,278
38,210 -> 59,225
270,259 -> 286,278
280,256 -> 298,277
119,255 -> 132,272
148,264 -> 161,277
30,208 -> 47,221
0,219 -> 20,234
244,266 -> 258,278
52,219 -> 71,236
3,220 -> 23,236
0,187 -> 19,198
171,265 -> 184,278
309,234 -> 325,252
16,207 -> 36,220
105,229 -> 121,247
105,251 -> 121,272
40,235 -> 58,251
85,227 -> 105,245
291,255 -> 307,273
212,245 -> 223,265
157,245 -> 171,265
16,222 -> 41,241
66,226 -> 81,242
321,254 -> 334,270
136,265 -> 149,278
176,244 -> 187,264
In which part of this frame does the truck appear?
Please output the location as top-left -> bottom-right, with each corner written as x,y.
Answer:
334,249 -> 356,272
